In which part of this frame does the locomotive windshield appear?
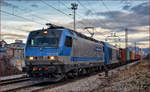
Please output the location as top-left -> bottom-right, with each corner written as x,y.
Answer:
27,30 -> 62,47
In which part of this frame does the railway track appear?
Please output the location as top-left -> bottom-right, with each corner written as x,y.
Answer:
0,77 -> 30,86
1,79 -> 47,92
8,72 -> 99,92
1,60 -> 140,92
26,60 -> 141,92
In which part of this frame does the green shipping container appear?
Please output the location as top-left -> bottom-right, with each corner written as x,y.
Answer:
126,50 -> 130,61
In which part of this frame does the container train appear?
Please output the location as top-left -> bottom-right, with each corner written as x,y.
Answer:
23,24 -> 141,81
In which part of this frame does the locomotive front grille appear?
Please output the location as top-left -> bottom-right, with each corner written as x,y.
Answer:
37,56 -> 43,60
36,56 -> 49,60
26,56 -> 57,61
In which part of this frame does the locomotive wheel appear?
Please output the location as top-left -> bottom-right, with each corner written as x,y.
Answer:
52,73 -> 66,81
73,71 -> 78,78
82,69 -> 88,75
67,70 -> 78,79
61,74 -> 68,81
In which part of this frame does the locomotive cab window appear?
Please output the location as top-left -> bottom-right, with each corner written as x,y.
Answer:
65,36 -> 72,47
27,30 -> 61,47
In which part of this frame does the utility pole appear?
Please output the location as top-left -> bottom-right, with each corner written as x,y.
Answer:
105,32 -> 121,47
125,28 -> 128,61
71,3 -> 78,31
125,28 -> 128,49
135,42 -> 136,54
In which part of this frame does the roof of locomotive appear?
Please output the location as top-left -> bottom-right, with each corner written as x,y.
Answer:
30,25 -> 103,44
101,41 -> 119,50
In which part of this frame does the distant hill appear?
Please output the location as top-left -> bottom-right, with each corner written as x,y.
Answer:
142,48 -> 150,56
144,53 -> 150,60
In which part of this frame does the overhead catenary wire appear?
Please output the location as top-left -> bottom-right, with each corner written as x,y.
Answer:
4,1 -> 116,39
100,0 -> 124,29
59,1 -> 98,37
77,0 -> 114,34
77,0 -> 95,26
31,14 -> 50,22
77,0 -> 93,14
5,1 -> 75,29
59,1 -> 88,27
1,10 -> 45,25
1,2 -> 109,39
41,0 -> 79,29
45,0 -> 88,31
77,0 -> 101,36
41,0 -> 72,18
3,1 -> 51,23
59,1 -> 84,20
42,0 -> 111,38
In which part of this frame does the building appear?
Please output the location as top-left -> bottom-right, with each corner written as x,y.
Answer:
0,40 -> 26,71
0,40 -> 7,48
6,40 -> 26,70
6,40 -> 25,58
9,40 -> 25,48
0,40 -> 8,56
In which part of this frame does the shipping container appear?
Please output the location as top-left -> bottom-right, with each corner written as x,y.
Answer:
130,51 -> 135,60
130,51 -> 132,60
131,52 -> 135,60
126,50 -> 130,61
135,54 -> 141,60
119,48 -> 126,62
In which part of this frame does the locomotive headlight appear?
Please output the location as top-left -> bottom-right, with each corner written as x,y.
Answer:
48,56 -> 55,60
29,56 -> 34,60
43,30 -> 48,34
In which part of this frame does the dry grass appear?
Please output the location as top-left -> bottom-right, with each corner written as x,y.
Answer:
0,56 -> 23,76
96,60 -> 150,92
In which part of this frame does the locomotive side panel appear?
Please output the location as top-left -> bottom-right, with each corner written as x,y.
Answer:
103,42 -> 119,65
70,37 -> 104,64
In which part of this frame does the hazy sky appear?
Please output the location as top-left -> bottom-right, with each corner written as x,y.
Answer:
1,0 -> 149,48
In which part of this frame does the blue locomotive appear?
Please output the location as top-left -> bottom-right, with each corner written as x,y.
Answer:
24,24 -> 119,81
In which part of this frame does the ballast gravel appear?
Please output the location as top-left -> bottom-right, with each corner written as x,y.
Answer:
42,61 -> 143,92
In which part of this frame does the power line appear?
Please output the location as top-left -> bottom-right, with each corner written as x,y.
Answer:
59,1 -> 95,32
41,0 -> 89,30
77,0 -> 94,25
60,1 -> 113,37
31,14 -> 50,22
77,0 -> 99,28
59,1 -> 70,9
41,0 -> 71,18
60,1 -> 83,20
59,1 -> 88,27
98,0 -> 126,42
60,1 -> 100,37
51,1 -> 96,30
77,0 -> 97,15
77,0 -> 90,12
77,0 -> 98,17
85,1 -> 98,14
77,1 -> 113,34
100,0 -> 124,29
3,1 -> 51,23
1,10 -> 45,25
77,0 -> 101,36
